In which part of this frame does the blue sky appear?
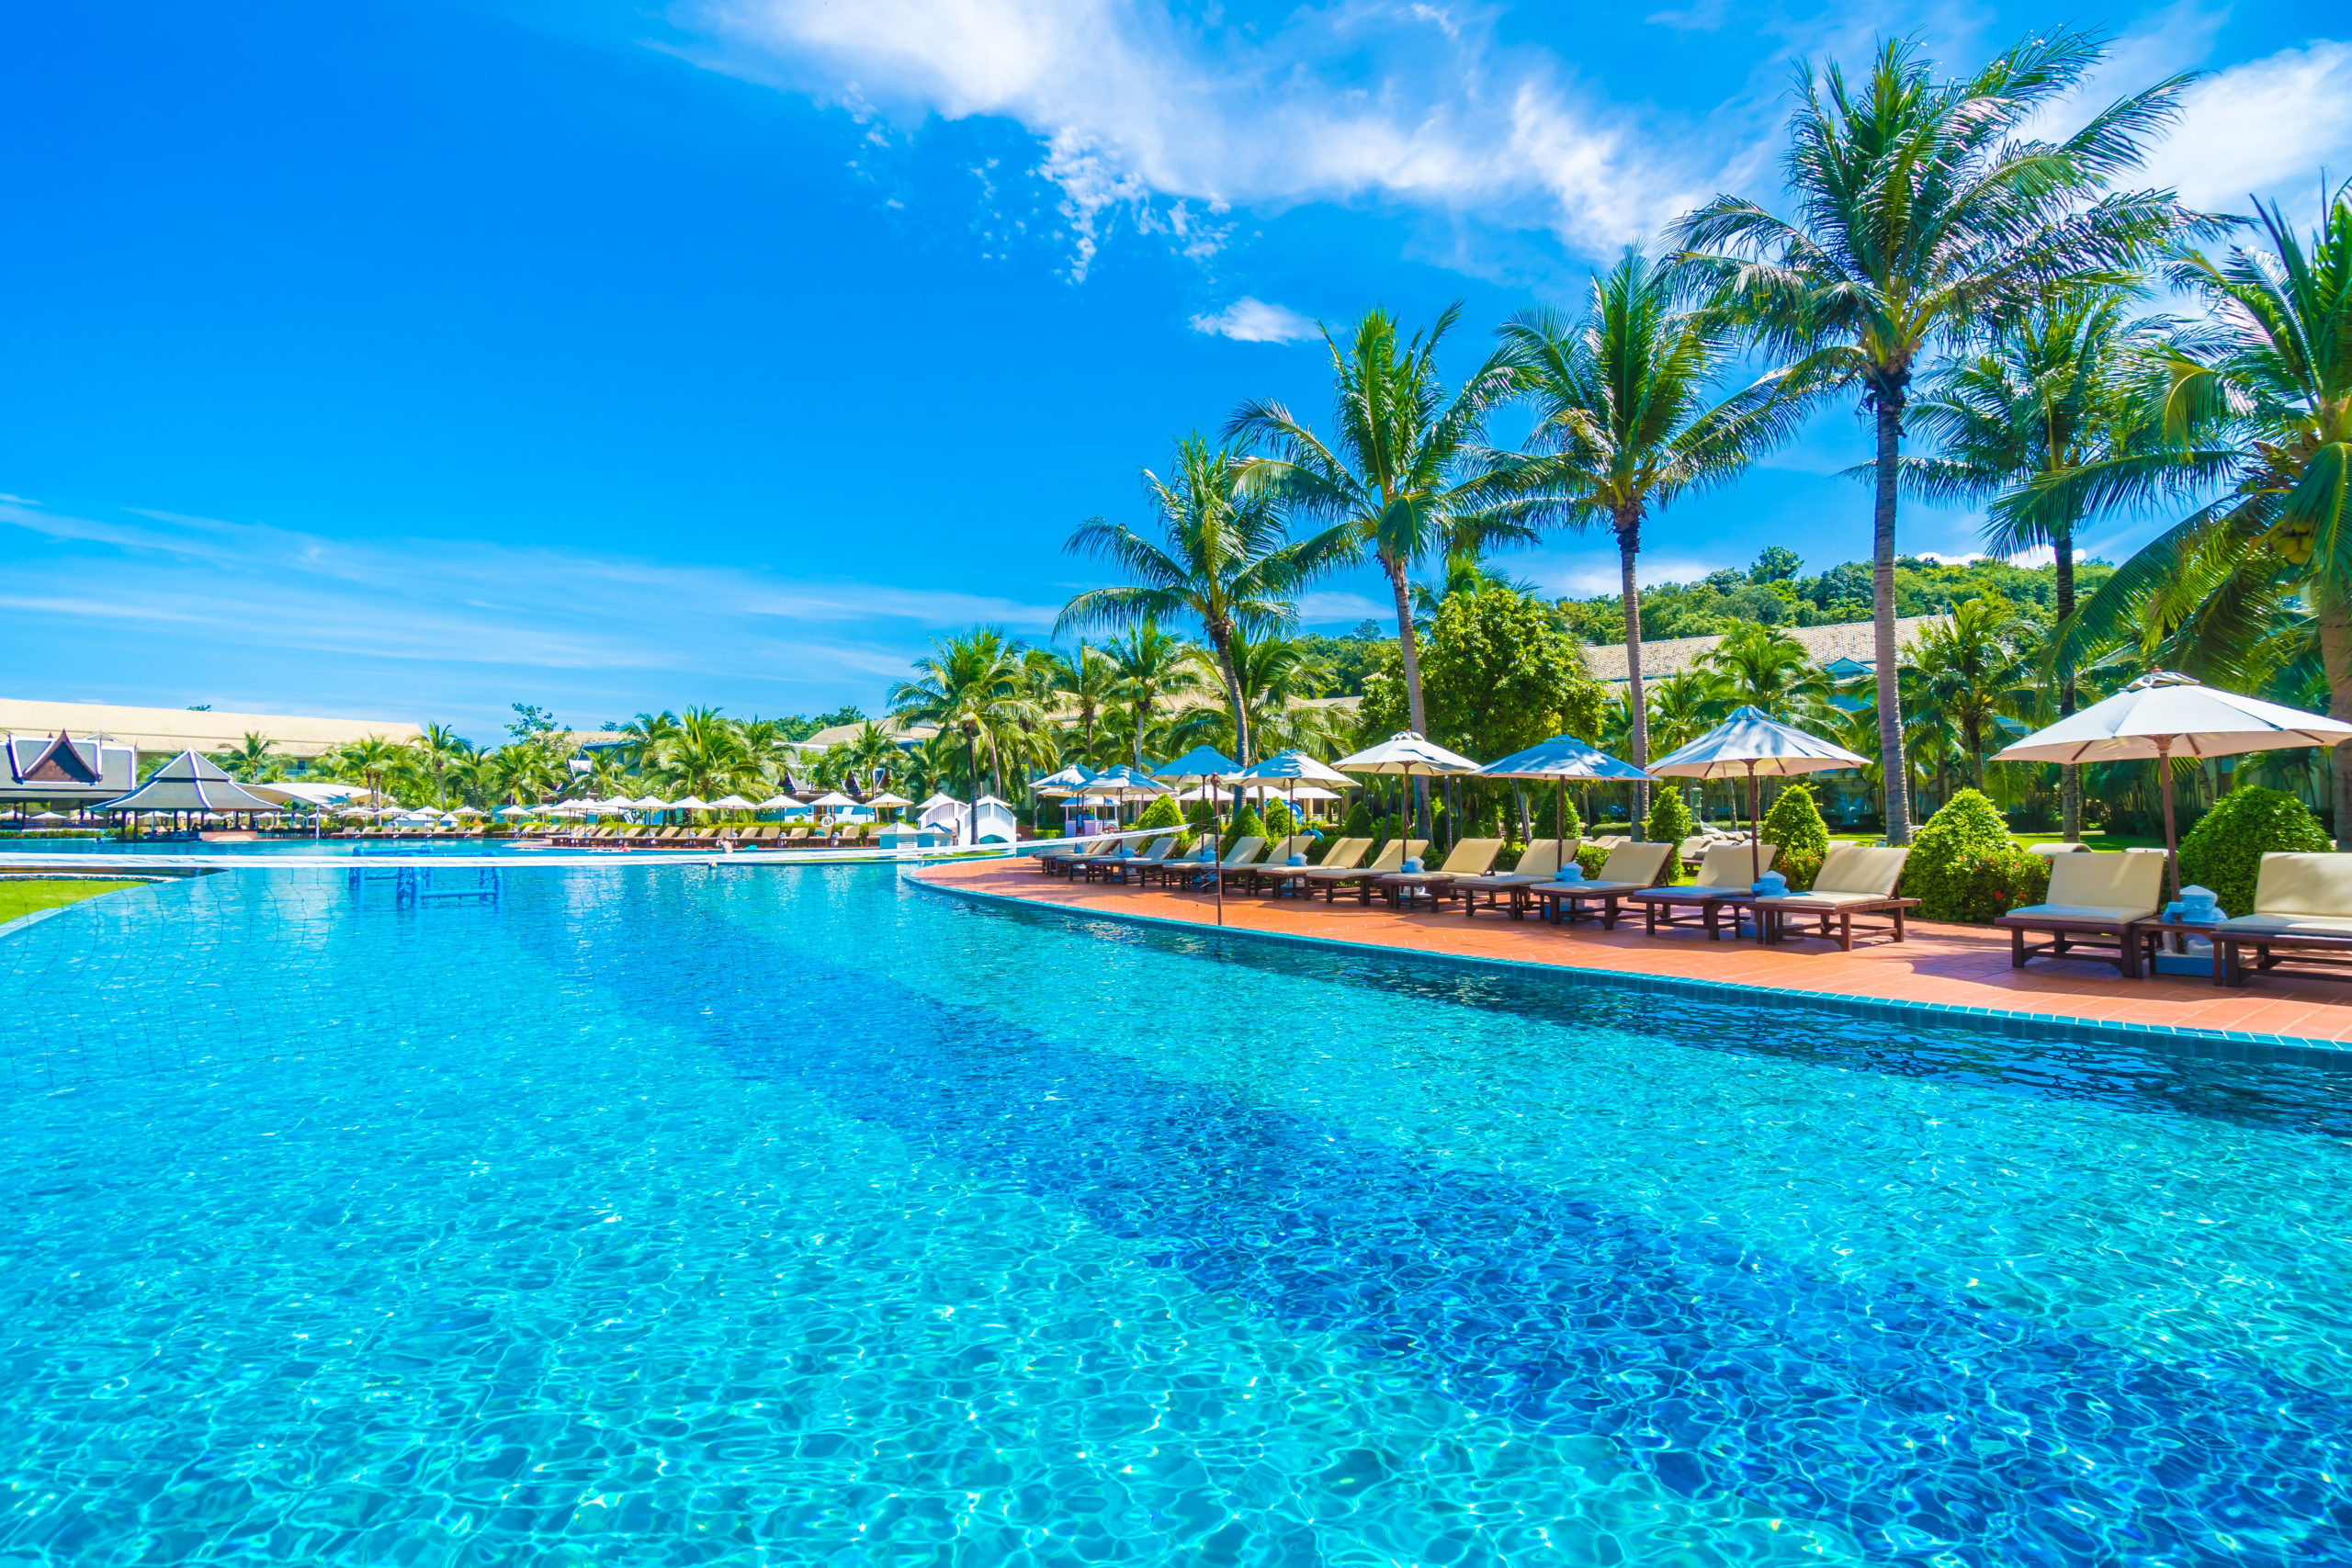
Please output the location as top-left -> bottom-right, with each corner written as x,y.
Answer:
4,0 -> 2344,743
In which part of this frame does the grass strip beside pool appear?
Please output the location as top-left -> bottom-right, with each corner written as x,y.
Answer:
0,880 -> 149,924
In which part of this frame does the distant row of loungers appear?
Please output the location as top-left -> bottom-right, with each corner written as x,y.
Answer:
324,824 -> 917,850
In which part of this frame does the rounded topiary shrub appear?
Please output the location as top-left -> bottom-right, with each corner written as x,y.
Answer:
1645,784 -> 1694,846
1759,783 -> 1831,891
1906,788 -> 2049,923
1337,798 -> 1372,841
2178,786 -> 2332,916
1134,794 -> 1182,835
1262,795 -> 1297,842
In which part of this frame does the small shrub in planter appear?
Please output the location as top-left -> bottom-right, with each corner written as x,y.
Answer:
1645,785 -> 1693,846
1759,784 -> 1831,891
1907,789 -> 2049,922
2178,787 -> 2331,916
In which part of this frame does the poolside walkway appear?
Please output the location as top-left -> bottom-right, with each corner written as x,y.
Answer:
912,858 -> 2352,1047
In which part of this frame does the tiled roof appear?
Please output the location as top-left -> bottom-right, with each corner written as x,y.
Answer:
1581,615 -> 1944,683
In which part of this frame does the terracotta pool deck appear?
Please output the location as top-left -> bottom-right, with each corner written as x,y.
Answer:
912,858 -> 2352,1050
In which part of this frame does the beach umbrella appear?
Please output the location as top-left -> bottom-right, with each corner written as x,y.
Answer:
807,790 -> 855,809
29,810 -> 66,822
1992,671 -> 2352,898
1227,750 -> 1351,829
1331,732 -> 1481,849
1477,734 -> 1649,874
1648,705 -> 1869,880
1151,746 -> 1239,784
863,789 -> 912,820
753,795 -> 797,811
671,795 -> 712,815
1031,763 -> 1098,797
450,806 -> 485,818
493,803 -> 536,818
707,794 -> 756,814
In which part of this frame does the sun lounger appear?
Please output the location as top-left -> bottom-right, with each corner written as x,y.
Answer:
1528,841 -> 1679,928
1083,835 -> 1175,882
1995,850 -> 2166,976
1250,837 -> 1369,897
1238,836 -> 1320,892
1627,841 -> 1782,940
2196,852 -> 2352,986
1038,836 -> 1111,876
1288,838 -> 1430,903
1755,845 -> 1917,950
1376,839 -> 1504,909
1456,839 -> 1572,918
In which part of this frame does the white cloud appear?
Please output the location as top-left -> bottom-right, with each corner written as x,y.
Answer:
1187,297 -> 1319,344
1295,590 -> 1393,624
2143,39 -> 2352,212
0,500 -> 1063,729
675,0 -> 1723,273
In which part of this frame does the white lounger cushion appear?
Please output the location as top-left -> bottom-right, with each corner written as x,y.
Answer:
2043,851 -> 2165,916
2250,852 -> 2352,919
2215,912 -> 2352,937
1593,841 -> 1676,885
1770,888 -> 1904,908
1999,903 -> 2157,924
1807,845 -> 1910,898
1694,841 -> 1778,889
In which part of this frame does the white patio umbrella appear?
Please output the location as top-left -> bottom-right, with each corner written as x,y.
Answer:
1227,750 -> 1351,831
1647,705 -> 1869,881
1992,671 -> 2352,898
28,810 -> 67,822
707,794 -> 756,813
671,795 -> 713,814
1331,732 -> 1481,851
807,790 -> 856,810
450,806 -> 485,818
863,790 -> 913,819
753,795 -> 798,811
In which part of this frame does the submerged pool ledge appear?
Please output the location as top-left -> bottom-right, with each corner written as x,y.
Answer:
911,862 -> 2352,1068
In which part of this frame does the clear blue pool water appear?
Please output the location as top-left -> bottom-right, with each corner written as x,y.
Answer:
4,863 -> 2349,1565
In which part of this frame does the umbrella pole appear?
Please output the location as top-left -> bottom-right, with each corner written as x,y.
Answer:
1747,764 -> 1761,884
1555,779 -> 1565,884
2158,738 -> 2180,904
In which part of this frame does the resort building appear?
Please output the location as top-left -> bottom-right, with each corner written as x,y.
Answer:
1580,615 -> 1945,688
0,698 -> 422,765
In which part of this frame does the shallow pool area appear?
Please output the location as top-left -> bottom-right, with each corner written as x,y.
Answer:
4,863 -> 2348,1565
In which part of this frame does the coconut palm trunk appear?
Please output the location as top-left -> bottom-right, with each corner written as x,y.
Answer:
1616,510 -> 1651,829
2054,525 -> 2083,840
2323,597 -> 2352,850
1871,397 -> 1913,841
1387,560 -> 1433,839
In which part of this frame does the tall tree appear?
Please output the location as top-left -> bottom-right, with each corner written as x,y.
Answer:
1493,249 -> 1808,815
1229,307 -> 1531,831
2009,186 -> 2352,845
1672,30 -> 2199,841
1905,290 -> 2150,838
1702,622 -> 1828,721
1059,436 -> 1350,764
888,628 -> 1040,842
1096,622 -> 1204,772
1044,643 -> 1117,767
1906,597 -> 2033,788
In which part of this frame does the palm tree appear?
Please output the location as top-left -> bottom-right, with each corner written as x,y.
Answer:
1672,30 -> 2199,841
213,731 -> 281,783
1168,633 -> 1346,761
333,734 -> 406,805
1043,643 -> 1117,765
401,722 -> 474,808
1227,306 -> 1529,825
1702,623 -> 1827,721
1060,436 -> 1351,765
1095,622 -> 1204,773
2008,185 -> 2352,843
1493,249 -> 1809,814
889,628 -> 1040,840
1906,597 -> 2032,788
1906,290 -> 2151,838
657,708 -> 752,800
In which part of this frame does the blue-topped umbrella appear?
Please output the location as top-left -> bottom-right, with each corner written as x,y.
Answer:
1227,750 -> 1351,836
1476,734 -> 1647,871
1151,745 -> 1239,783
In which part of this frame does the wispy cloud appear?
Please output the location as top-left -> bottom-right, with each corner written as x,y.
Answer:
2143,39 -> 2352,212
0,499 -> 1062,733
673,0 -> 1747,275
1187,297 -> 1319,344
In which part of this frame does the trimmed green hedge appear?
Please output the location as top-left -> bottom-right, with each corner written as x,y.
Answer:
1907,788 -> 2050,923
1219,804 -> 1267,859
1262,796 -> 1297,841
2178,787 -> 2331,916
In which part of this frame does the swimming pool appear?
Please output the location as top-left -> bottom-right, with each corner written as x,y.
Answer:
4,863 -> 2347,1564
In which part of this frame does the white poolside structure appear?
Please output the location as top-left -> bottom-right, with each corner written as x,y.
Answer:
919,793 -> 1017,845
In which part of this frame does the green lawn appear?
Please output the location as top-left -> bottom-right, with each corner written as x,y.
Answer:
0,879 -> 150,924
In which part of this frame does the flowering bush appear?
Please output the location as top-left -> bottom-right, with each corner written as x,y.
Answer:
1907,789 -> 2048,922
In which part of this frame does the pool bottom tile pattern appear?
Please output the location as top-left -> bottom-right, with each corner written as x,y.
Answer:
1,865 -> 2347,1565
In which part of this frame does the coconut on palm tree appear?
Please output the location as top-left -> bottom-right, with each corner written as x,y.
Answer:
1493,249 -> 1810,817
1060,436 -> 1351,766
1906,289 -> 2152,838
1228,305 -> 1530,830
2008,185 -> 2352,843
889,628 -> 1040,841
1672,30 -> 2201,841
